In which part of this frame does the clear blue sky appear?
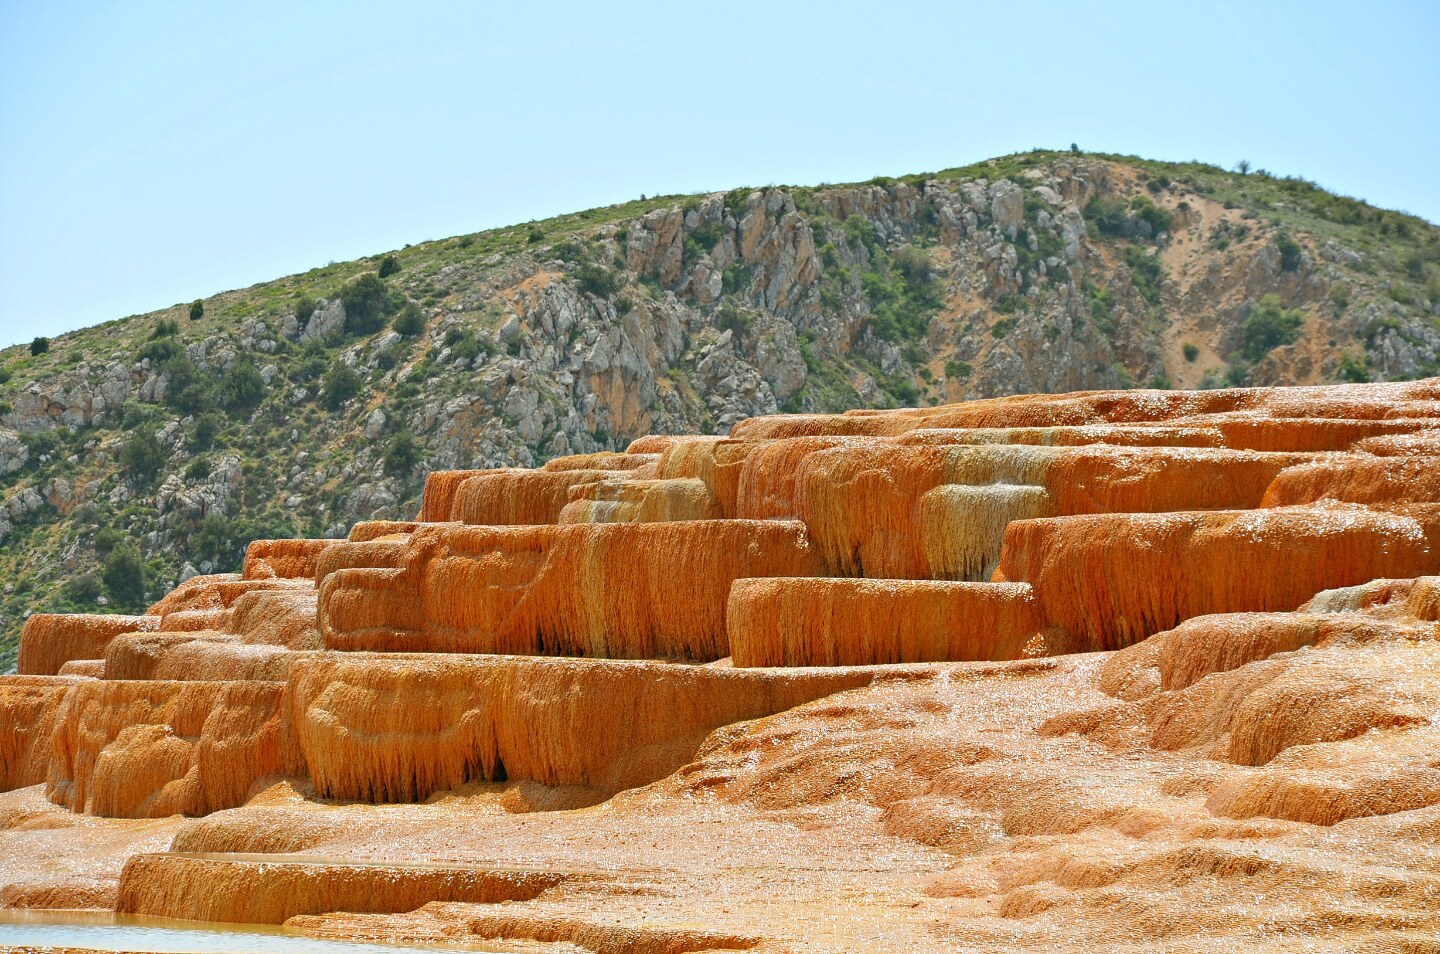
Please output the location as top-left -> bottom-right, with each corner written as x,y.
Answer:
2,0 -> 1437,348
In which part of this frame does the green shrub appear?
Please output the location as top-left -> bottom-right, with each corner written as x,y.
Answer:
375,344 -> 406,371
1084,196 -> 1130,237
62,572 -> 103,606
191,513 -> 233,563
1087,282 -> 1116,334
184,456 -> 212,481
101,542 -> 147,610
93,527 -> 123,557
152,318 -> 180,339
575,263 -> 619,297
30,337 -> 49,356
1240,294 -> 1305,362
893,246 -> 935,294
119,430 -> 167,484
994,293 -> 1023,314
450,331 -> 482,362
340,273 -> 391,335
1275,233 -> 1303,272
843,215 -> 877,250
320,363 -> 363,410
684,224 -> 722,261
217,354 -> 265,412
295,295 -> 317,324
1182,342 -> 1200,362
882,373 -> 918,404
192,412 -> 222,449
392,301 -> 425,337
527,227 -> 546,245
383,433 -> 418,477
189,300 -> 205,321
944,359 -> 971,381
717,305 -> 751,337
1337,352 -> 1370,383
1402,252 -> 1425,282
721,263 -> 753,296
1329,283 -> 1350,315
1124,245 -> 1164,305
377,255 -> 401,278
139,337 -> 183,363
160,354 -> 216,415
991,317 -> 1018,338
1128,195 -> 1173,235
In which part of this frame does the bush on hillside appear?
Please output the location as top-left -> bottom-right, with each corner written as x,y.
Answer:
1241,295 -> 1305,362
192,412 -> 222,449
1276,233 -> 1303,272
575,263 -> 619,298
295,295 -> 317,324
119,430 -> 166,484
217,354 -> 265,412
392,301 -> 425,337
30,337 -> 49,356
189,300 -> 205,321
101,542 -> 147,610
340,273 -> 392,335
377,255 -> 401,278
383,432 -> 418,477
321,362 -> 363,410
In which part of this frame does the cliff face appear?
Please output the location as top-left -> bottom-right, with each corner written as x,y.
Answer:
2,151 -> 1439,664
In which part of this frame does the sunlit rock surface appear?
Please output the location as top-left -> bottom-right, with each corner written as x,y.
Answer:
3,378 -> 1440,951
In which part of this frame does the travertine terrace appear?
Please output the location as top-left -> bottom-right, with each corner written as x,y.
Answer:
3,379 -> 1440,952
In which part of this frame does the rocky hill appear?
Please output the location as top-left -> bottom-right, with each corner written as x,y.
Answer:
1,150 -> 1438,667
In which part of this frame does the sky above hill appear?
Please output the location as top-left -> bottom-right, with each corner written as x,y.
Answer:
1,0 -> 1437,348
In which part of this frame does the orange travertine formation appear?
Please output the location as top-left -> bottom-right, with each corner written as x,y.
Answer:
1002,504 -> 1440,650
415,468 -> 496,521
317,520 -> 819,658
241,538 -> 337,580
794,443 -> 1313,579
450,468 -> 614,524
45,679 -> 304,817
557,476 -> 723,524
17,614 -> 160,675
116,853 -> 572,924
289,653 -> 891,801
1259,455 -> 1440,506
143,574 -> 311,618
0,676 -> 86,790
3,377 -> 1440,950
727,578 -> 1045,666
541,450 -> 659,474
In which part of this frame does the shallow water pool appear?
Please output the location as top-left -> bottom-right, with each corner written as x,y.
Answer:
0,909 -> 501,953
